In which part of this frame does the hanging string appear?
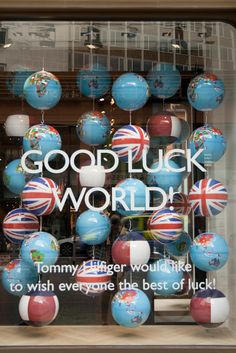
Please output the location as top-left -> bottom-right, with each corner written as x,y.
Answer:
162,98 -> 165,111
92,96 -> 95,112
129,111 -> 132,125
42,55 -> 45,72
204,111 -> 208,126
21,97 -> 24,113
41,110 -> 45,125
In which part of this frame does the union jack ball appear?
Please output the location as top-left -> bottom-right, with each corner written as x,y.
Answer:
188,178 -> 228,217
76,259 -> 112,296
147,208 -> 183,244
19,290 -> 59,327
190,289 -> 229,328
166,192 -> 191,215
21,177 -> 60,216
3,208 -> 39,244
112,124 -> 150,163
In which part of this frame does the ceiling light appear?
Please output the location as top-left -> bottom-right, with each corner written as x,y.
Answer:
82,26 -> 103,50
3,42 -> 12,48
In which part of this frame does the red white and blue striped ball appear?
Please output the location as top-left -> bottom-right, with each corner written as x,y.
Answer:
190,289 -> 229,328
21,177 -> 59,216
166,192 -> 191,216
3,208 -> 39,244
148,208 -> 183,244
75,259 -> 112,296
112,124 -> 150,163
19,290 -> 59,327
188,178 -> 228,217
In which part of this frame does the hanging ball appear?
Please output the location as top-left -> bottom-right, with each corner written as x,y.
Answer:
20,231 -> 59,269
148,259 -> 184,296
190,233 -> 229,272
147,159 -> 183,192
147,208 -> 183,244
166,192 -> 191,215
112,73 -> 149,111
188,178 -> 228,217
3,208 -> 39,244
79,165 -> 106,187
111,288 -> 151,328
3,158 -> 40,195
76,111 -> 111,146
146,63 -> 181,99
112,231 -> 151,265
190,289 -> 229,328
166,232 -> 192,257
147,111 -> 182,146
188,124 -> 226,165
4,114 -> 37,137
115,178 -> 146,217
187,73 -> 225,111
76,64 -> 111,99
75,259 -> 112,296
23,124 -> 62,162
1,259 -> 38,296
21,177 -> 60,216
112,124 -> 150,163
23,70 -> 62,110
19,290 -> 59,327
76,210 -> 111,245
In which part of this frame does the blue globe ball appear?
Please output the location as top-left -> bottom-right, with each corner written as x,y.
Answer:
166,232 -> 192,257
20,232 -> 59,270
187,73 -> 225,111
76,64 -> 111,98
23,70 -> 62,110
188,124 -> 226,165
23,124 -> 62,161
76,111 -> 111,146
147,63 -> 181,99
115,178 -> 146,216
112,73 -> 149,111
6,69 -> 34,97
147,159 -> 183,192
76,210 -> 111,245
3,159 -> 39,195
190,233 -> 229,272
2,259 -> 38,296
148,259 -> 183,296
111,288 -> 151,327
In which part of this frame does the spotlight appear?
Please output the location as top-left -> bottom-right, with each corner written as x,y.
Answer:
81,26 -> 103,50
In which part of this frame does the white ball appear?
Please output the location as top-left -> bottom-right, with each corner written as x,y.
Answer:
79,165 -> 106,187
4,114 -> 30,137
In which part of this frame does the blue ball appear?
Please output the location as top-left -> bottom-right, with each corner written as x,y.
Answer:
76,64 -> 111,98
190,233 -> 229,272
112,73 -> 149,111
6,69 -> 34,97
166,232 -> 192,257
147,63 -> 181,99
23,124 -> 62,161
2,259 -> 38,296
111,288 -> 151,327
23,70 -> 62,110
187,73 -> 225,111
76,210 -> 111,245
147,159 -> 183,192
76,111 -> 111,146
20,232 -> 59,270
148,259 -> 183,296
188,124 -> 226,164
3,159 -> 39,195
115,178 -> 146,216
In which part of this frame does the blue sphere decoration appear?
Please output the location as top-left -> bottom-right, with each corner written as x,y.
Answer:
147,63 -> 181,99
6,69 -> 34,97
188,124 -> 226,165
76,210 -> 111,245
23,124 -> 62,162
76,111 -> 111,146
111,288 -> 151,327
115,178 -> 146,216
148,259 -> 183,296
112,73 -> 149,111
23,70 -> 62,110
20,232 -> 59,270
1,259 -> 38,296
166,232 -> 192,257
76,64 -> 111,98
147,159 -> 183,192
3,159 -> 39,195
190,233 -> 229,272
187,73 -> 225,111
